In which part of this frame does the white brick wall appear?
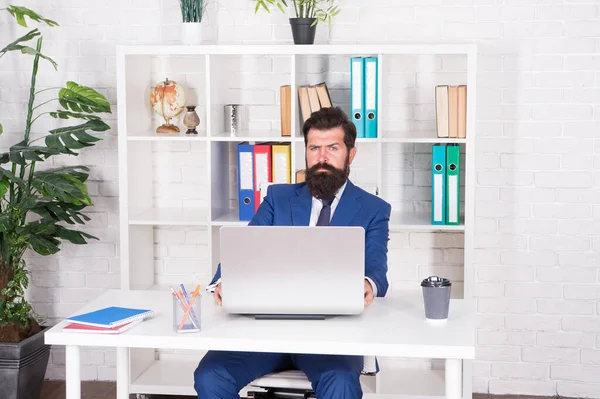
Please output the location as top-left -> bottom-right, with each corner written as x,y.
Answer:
1,0 -> 599,396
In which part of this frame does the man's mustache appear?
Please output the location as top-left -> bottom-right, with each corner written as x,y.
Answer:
308,163 -> 338,173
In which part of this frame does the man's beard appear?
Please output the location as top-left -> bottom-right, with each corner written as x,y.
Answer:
305,158 -> 350,200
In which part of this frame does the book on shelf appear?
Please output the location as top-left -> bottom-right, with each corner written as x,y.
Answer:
65,306 -> 153,328
296,82 -> 333,123
280,85 -> 291,136
435,85 -> 466,139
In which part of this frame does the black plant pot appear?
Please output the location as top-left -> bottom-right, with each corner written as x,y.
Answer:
0,326 -> 51,399
289,18 -> 317,45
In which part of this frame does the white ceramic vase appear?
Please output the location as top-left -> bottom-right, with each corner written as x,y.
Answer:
181,22 -> 203,45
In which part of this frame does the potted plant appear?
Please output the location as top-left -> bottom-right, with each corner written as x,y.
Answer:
254,0 -> 340,45
178,0 -> 210,45
0,5 -> 111,399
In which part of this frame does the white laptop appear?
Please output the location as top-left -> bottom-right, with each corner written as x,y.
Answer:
219,226 -> 365,318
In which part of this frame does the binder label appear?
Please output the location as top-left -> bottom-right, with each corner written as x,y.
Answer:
448,174 -> 458,224
240,152 -> 253,190
433,173 -> 443,222
255,153 -> 269,189
352,60 -> 362,120
365,61 -> 376,110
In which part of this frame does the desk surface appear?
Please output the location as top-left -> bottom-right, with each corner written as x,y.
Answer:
45,289 -> 475,359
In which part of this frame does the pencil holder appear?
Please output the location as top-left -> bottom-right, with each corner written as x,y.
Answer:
173,294 -> 201,333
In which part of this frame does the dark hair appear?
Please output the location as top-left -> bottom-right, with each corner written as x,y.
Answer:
302,106 -> 356,150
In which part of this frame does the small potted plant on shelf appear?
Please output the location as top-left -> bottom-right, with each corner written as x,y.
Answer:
178,0 -> 210,45
0,5 -> 111,399
254,0 -> 340,45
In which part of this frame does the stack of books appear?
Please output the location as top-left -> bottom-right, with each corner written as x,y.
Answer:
63,306 -> 153,334
435,85 -> 467,139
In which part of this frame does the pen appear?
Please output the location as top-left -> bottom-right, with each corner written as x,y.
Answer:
180,284 -> 189,298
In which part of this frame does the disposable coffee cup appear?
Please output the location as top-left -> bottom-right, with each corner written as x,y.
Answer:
421,276 -> 451,322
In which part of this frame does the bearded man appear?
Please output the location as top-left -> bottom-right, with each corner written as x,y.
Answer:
195,106 -> 392,399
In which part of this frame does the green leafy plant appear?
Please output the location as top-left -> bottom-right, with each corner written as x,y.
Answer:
0,5 -> 111,343
254,0 -> 340,26
178,0 -> 210,23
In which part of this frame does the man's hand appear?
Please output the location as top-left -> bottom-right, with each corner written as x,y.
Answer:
364,279 -> 374,307
214,283 -> 222,306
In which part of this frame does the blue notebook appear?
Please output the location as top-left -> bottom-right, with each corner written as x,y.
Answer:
66,306 -> 153,328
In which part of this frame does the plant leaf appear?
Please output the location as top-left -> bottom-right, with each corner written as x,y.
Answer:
0,28 -> 39,54
19,46 -> 58,70
5,141 -> 59,165
0,29 -> 58,70
15,195 -> 38,214
7,6 -> 59,28
0,122 -> 3,135
256,0 -> 270,12
0,176 -> 8,198
31,201 -> 90,225
0,167 -> 27,189
46,120 -> 106,155
58,82 -> 111,114
55,226 -> 97,245
31,172 -> 92,206
0,213 -> 9,233
39,166 -> 90,183
49,110 -> 100,121
29,233 -> 60,256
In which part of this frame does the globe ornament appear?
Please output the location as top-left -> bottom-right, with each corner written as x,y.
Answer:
150,78 -> 186,133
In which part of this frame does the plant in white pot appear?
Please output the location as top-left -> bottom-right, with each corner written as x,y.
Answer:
254,0 -> 340,45
0,5 -> 111,399
179,0 -> 210,45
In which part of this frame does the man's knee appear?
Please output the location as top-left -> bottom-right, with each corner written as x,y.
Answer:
194,358 -> 239,399
314,368 -> 362,398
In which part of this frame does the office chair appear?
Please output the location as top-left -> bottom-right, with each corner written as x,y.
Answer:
246,356 -> 378,399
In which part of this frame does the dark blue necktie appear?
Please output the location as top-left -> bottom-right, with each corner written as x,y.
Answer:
316,197 -> 334,226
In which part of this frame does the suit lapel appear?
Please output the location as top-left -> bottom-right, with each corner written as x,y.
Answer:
330,180 -> 362,226
290,184 -> 312,226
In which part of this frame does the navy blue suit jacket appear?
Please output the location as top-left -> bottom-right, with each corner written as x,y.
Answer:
210,180 -> 392,297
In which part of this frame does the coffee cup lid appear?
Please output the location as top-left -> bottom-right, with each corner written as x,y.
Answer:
421,276 -> 451,287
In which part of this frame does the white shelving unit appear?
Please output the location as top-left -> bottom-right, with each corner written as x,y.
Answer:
117,43 -> 477,398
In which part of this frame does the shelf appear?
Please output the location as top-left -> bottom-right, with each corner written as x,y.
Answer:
125,133 -> 466,145
131,360 -> 197,396
130,358 -> 446,398
380,137 -> 466,144
208,211 -> 463,231
119,43 -> 476,56
127,132 -> 207,142
208,211 -> 464,231
292,136 -> 466,144
129,208 -> 208,226
378,131 -> 466,144
210,132 -> 292,142
118,42 -> 476,399
389,212 -> 464,231
293,137 -> 378,144
211,211 -> 248,226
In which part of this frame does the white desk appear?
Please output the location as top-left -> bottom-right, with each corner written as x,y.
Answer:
45,289 -> 475,399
